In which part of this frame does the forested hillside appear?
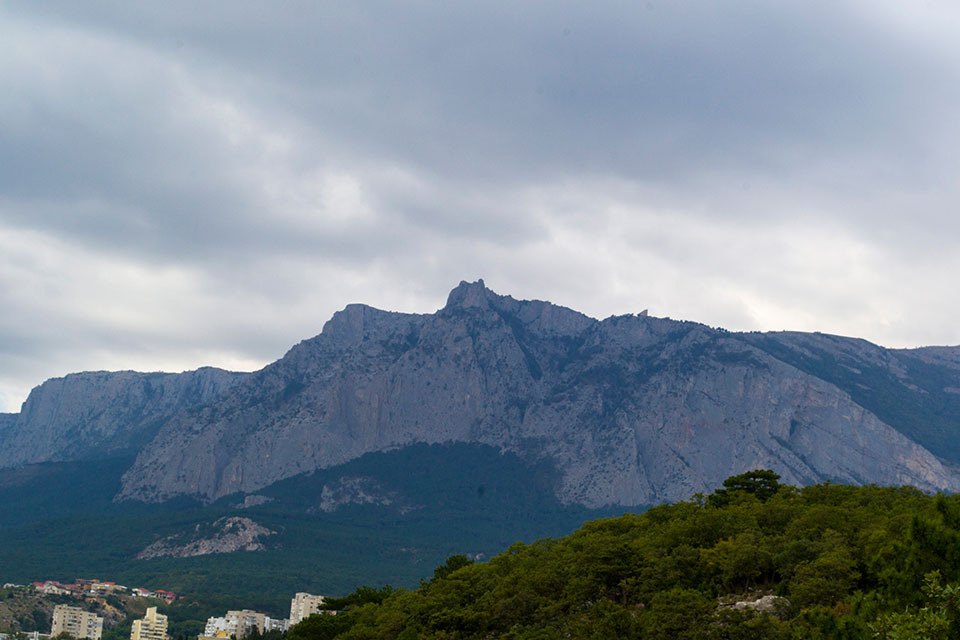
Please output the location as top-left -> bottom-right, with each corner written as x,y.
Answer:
0,444 -> 613,596
288,473 -> 960,639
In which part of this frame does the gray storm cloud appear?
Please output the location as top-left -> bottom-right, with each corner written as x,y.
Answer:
1,1 -> 959,411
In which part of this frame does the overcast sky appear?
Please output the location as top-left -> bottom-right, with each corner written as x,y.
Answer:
2,1 -> 960,412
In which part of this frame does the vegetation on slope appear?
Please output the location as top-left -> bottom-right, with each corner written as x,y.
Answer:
287,472 -> 960,639
0,444 -> 615,597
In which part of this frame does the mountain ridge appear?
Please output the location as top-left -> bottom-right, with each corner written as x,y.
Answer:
0,367 -> 245,469
3,280 -> 960,510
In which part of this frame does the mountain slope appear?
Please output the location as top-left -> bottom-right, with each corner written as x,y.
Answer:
0,367 -> 245,468
284,479 -> 960,639
108,280 -> 960,507
739,332 -> 960,464
0,443 -> 610,595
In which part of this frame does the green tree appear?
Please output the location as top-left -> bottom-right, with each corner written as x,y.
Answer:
788,533 -> 859,608
723,470 -> 782,501
708,470 -> 781,507
703,532 -> 775,591
640,588 -> 714,640
871,570 -> 960,639
319,585 -> 395,611
286,611 -> 353,640
430,554 -> 475,583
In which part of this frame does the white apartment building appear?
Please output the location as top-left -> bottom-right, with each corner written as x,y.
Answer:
203,611 -> 288,639
263,618 -> 288,633
52,604 -> 104,640
130,607 -> 168,640
202,617 -> 231,637
227,610 -> 267,638
289,593 -> 326,625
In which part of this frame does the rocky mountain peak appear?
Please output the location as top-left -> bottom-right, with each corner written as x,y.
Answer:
442,280 -> 594,337
319,303 -> 423,349
320,303 -> 380,345
443,279 -> 492,310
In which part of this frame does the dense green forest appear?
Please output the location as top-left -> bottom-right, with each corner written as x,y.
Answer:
0,444 -> 616,597
284,472 -> 960,639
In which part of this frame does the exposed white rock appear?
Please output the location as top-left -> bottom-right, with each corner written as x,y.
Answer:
136,517 -> 274,559
730,594 -> 786,613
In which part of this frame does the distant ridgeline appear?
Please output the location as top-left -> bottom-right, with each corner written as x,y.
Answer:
285,473 -> 960,640
2,280 -> 960,596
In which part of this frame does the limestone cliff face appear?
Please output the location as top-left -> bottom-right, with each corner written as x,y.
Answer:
0,367 -> 245,468
110,281 -> 960,507
3,281 -> 959,508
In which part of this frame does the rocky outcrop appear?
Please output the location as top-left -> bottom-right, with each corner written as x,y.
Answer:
316,476 -> 416,513
721,594 -> 788,615
236,494 -> 273,509
110,280 -> 960,507
136,516 -> 274,559
0,367 -> 245,468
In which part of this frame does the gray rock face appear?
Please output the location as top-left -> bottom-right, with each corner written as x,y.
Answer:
726,594 -> 788,615
316,476 -> 409,513
108,280 -> 960,507
136,516 -> 274,559
4,281 -> 959,508
0,367 -> 245,468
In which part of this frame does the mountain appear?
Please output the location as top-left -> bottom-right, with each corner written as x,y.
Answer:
4,280 -> 960,595
4,280 -> 960,510
0,367 -> 245,468
6,280 -> 959,510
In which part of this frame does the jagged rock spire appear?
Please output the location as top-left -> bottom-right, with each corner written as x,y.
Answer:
444,279 -> 491,310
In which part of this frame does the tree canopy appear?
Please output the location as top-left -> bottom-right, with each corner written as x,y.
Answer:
285,472 -> 960,639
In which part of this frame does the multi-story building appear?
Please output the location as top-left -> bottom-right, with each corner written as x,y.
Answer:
130,607 -> 168,640
201,610 -> 287,640
52,604 -> 104,640
289,593 -> 326,625
224,610 -> 266,638
198,621 -> 233,640
202,617 -> 231,638
263,617 -> 288,633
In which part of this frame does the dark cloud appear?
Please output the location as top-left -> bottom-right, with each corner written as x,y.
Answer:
1,1 -> 959,410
